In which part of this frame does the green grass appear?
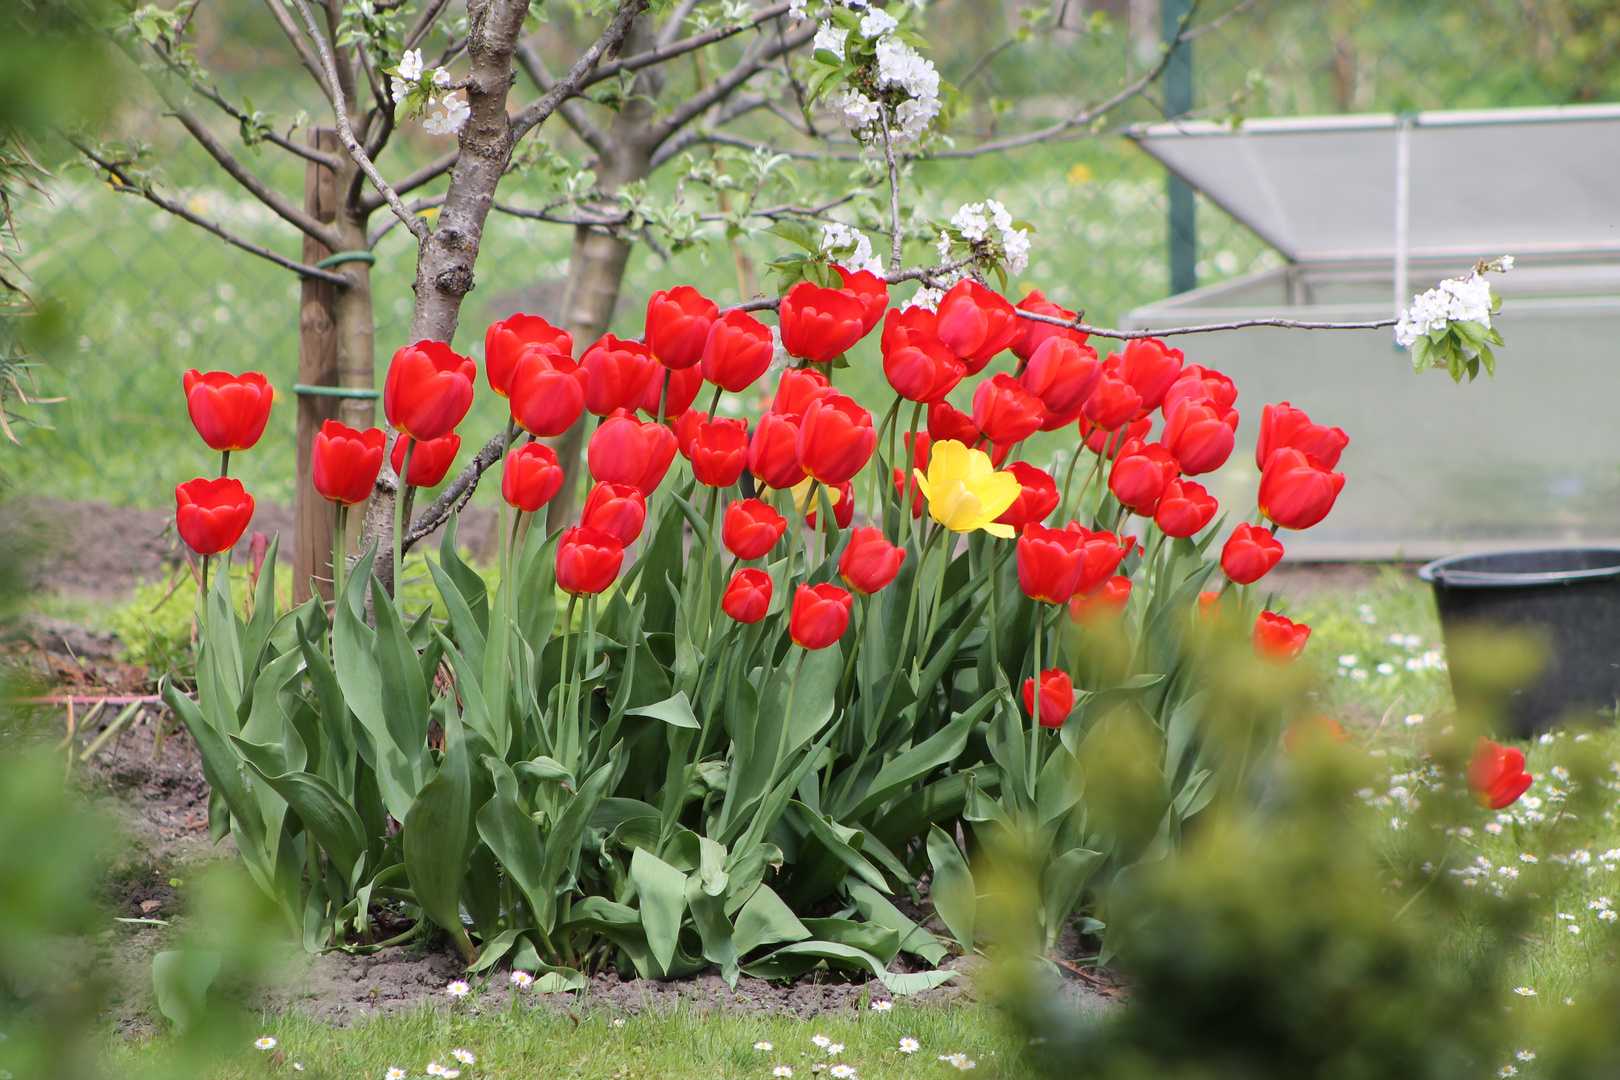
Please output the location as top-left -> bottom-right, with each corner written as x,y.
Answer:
104,999 -> 1037,1080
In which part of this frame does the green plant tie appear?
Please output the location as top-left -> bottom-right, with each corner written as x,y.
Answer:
310,250 -> 377,269
292,384 -> 381,399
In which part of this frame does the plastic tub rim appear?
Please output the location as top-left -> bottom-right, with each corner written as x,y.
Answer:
1419,546 -> 1620,589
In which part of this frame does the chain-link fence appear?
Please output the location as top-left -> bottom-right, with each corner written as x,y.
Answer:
9,0 -> 1620,513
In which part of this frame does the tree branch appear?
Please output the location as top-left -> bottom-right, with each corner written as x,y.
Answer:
70,137 -> 352,286
261,0 -> 335,102
647,21 -> 814,146
290,0 -> 430,242
402,0 -> 453,52
362,149 -> 458,211
151,47 -> 345,169
513,38 -> 612,155
1011,307 -> 1400,341
509,0 -> 650,144
582,2 -> 792,88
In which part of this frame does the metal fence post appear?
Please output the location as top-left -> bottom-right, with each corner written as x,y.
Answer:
294,129 -> 339,604
1163,0 -> 1196,296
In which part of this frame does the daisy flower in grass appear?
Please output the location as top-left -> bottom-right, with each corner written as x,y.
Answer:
812,1034 -> 832,1049
510,969 -> 535,988
611,1017 -> 626,1027
775,1068 -> 795,1078
452,1048 -> 475,1065
755,1041 -> 775,1051
900,1037 -> 921,1053
386,1070 -> 407,1080
870,999 -> 893,1012
830,1065 -> 857,1079
445,980 -> 470,998
254,1037 -> 278,1050
829,1043 -> 845,1055
1513,987 -> 1537,997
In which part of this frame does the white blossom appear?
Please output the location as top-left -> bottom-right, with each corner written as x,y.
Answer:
824,87 -> 881,130
899,1037 -> 921,1053
399,49 -> 424,82
789,0 -> 808,16
423,93 -> 471,136
1395,271 -> 1495,348
813,22 -> 848,60
951,203 -> 990,242
820,222 -> 882,275
768,326 -> 792,375
907,286 -> 943,312
870,999 -> 893,1012
859,8 -> 898,37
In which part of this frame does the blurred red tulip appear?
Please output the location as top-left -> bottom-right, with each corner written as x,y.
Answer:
1221,522 -> 1284,584
508,347 -> 587,437
1153,478 -> 1218,538
391,431 -> 460,487
183,370 -> 274,452
675,409 -> 707,459
1075,528 -> 1130,596
383,341 -> 476,442
175,477 -> 255,556
789,582 -> 853,649
1284,714 -> 1350,752
485,313 -> 571,398
312,420 -> 385,506
779,281 -> 868,363
501,442 -> 565,512
1070,575 -> 1131,626
721,568 -> 773,624
639,364 -> 703,420
702,310 -> 775,392
723,498 -> 787,560
1468,737 -> 1534,809
1259,447 -> 1345,530
582,482 -> 648,545
555,526 -> 624,595
645,286 -> 718,370
1253,610 -> 1310,666
1022,668 -> 1074,729
994,462 -> 1059,530
580,334 -> 656,416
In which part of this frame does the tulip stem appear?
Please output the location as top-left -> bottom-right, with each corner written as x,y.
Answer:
497,421 -> 516,603
921,525 -> 951,653
220,450 -> 230,479
698,485 -> 720,631
393,437 -> 415,602
332,504 -> 348,604
200,553 -> 210,608
558,592 -> 578,736
900,400 -> 924,547
707,383 -> 722,418
987,541 -> 1002,678
1029,601 -> 1043,789
656,369 -> 671,427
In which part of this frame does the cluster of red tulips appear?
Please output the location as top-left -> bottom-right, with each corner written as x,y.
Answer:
174,370 -> 271,558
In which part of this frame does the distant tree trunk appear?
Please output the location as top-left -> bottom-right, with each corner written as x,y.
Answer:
294,129 -> 340,605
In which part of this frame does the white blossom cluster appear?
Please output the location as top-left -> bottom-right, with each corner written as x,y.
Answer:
816,3 -> 942,147
819,222 -> 884,275
392,48 -> 468,136
940,198 -> 1030,275
1394,270 -> 1497,348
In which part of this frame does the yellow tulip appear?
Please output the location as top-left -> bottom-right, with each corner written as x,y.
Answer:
912,439 -> 1020,538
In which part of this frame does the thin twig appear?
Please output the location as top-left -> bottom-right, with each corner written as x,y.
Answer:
290,0 -> 430,242
70,137 -> 353,286
510,0 -> 651,144
583,2 -> 792,89
262,0 -> 335,101
1014,307 -> 1400,341
880,106 -> 903,274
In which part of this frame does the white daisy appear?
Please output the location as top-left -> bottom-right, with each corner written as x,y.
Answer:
870,1000 -> 893,1012
445,980 -> 471,998
510,969 -> 535,988
830,1065 -> 856,1079
254,1037 -> 278,1051
775,1068 -> 794,1078
1513,986 -> 1537,996
899,1038 -> 921,1053
829,1044 -> 845,1055
611,1018 -> 626,1027
1517,1050 -> 1536,1061
427,1066 -> 446,1078
386,1070 -> 407,1080
1498,1068 -> 1517,1078
452,1049 -> 475,1065
812,1035 -> 832,1049
756,1042 -> 775,1051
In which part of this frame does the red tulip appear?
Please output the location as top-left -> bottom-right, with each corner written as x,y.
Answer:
391,432 -> 460,488
1259,448 -> 1345,531
805,479 -> 855,530
835,265 -> 889,335
1285,715 -> 1350,753
881,307 -> 964,404
935,280 -> 1020,373
1197,590 -> 1222,621
1079,415 -> 1152,459
689,417 -> 750,488
645,286 -> 718,370
581,482 -> 648,545
580,334 -> 656,416
1468,738 -> 1534,810
1256,402 -> 1348,471
721,568 -> 773,624
383,340 -> 476,442
1011,289 -> 1086,363
789,582 -> 853,649
893,467 -> 925,519
675,409 -> 707,459
1161,364 -> 1236,418
1022,668 -> 1074,729
182,370 -> 274,452
723,498 -> 787,560
1221,522 -> 1284,584
1153,479 -> 1218,538
927,400 -> 980,446
1116,337 -> 1183,415
1253,611 -> 1310,666
779,281 -> 868,364
637,423 -> 678,495
1019,336 -> 1101,416
1039,404 -> 1085,433
1162,397 -> 1237,476
973,373 -> 1046,446
508,347 -> 588,438
994,462 -> 1059,530
1075,529 -> 1130,597
798,394 -> 876,486
1018,523 -> 1087,605
485,313 -> 571,398
312,420 -> 385,506
1081,369 -> 1143,432
555,526 -> 624,595
702,310 -> 775,392
748,412 -> 806,489
501,442 -> 565,512
639,364 -> 703,420
175,476 -> 255,555
839,526 -> 906,594
588,410 -> 654,488
772,367 -> 834,420
1070,575 -> 1131,627
1108,439 -> 1180,513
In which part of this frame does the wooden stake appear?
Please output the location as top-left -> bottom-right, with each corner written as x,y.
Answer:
294,128 -> 340,604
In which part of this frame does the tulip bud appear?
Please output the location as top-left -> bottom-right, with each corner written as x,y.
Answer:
789,582 -> 853,650
1070,575 -> 1131,626
748,412 -> 807,490
501,443 -> 565,513
994,462 -> 1059,530
1161,397 -> 1237,476
1075,528 -> 1130,597
645,286 -> 718,370
579,334 -> 656,416
772,367 -> 834,420
935,280 -> 1020,373
834,265 -> 889,335
1467,737 -> 1534,809
391,432 -> 461,488
509,347 -> 588,438
183,370 -> 274,452
805,479 -> 855,531
1252,611 -> 1310,666
927,400 -> 980,446
1117,337 -> 1183,414
689,417 -> 751,488
721,568 -> 773,624
1221,522 -> 1284,585
1108,439 -> 1180,513
175,476 -> 255,555
1020,336 -> 1101,415
798,394 -> 876,486
1153,478 -> 1218,538
485,313 -> 571,399
1256,401 -> 1348,471
312,420 -> 385,506
881,307 -> 964,404
639,364 -> 704,420
589,410 -> 676,495
779,281 -> 868,364
972,373 -> 1045,446
581,482 -> 648,545
1161,364 -> 1236,418
555,526 -> 624,596
1010,289 -> 1086,363
702,310 -> 775,393
1017,523 -> 1087,605
1022,668 -> 1074,728
383,341 -> 477,442
1259,447 -> 1345,531
839,526 -> 906,594
722,498 -> 787,560
1081,368 -> 1143,432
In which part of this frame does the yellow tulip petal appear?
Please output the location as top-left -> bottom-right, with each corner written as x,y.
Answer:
983,522 -> 1015,539
911,467 -> 932,500
971,472 -> 1022,523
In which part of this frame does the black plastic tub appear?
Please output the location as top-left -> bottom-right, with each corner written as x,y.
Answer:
1419,548 -> 1620,736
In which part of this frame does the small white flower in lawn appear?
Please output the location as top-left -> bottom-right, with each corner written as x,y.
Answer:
829,1043 -> 845,1055
611,1018 -> 626,1028
1376,663 -> 1396,676
1517,1050 -> 1537,1061
510,969 -> 534,988
445,980 -> 471,997
1358,604 -> 1378,625
1459,827 -> 1475,838
870,999 -> 893,1012
1540,733 -> 1557,745
1486,823 -> 1504,835
1565,997 -> 1576,1005
1498,1067 -> 1518,1078
830,1065 -> 857,1079
1337,654 -> 1357,668
387,1070 -> 407,1080
452,1048 -> 475,1065
1520,854 -> 1538,863
1569,924 -> 1582,935
952,1058 -> 977,1071
1602,910 -> 1618,922
775,1068 -> 795,1078
1405,714 -> 1425,726
293,1065 -> 305,1072
1558,912 -> 1575,920
755,1041 -> 775,1051
255,1037 -> 278,1050
1513,986 -> 1537,996
1551,766 -> 1571,782
441,1071 -> 461,1079
428,1065 -> 447,1077
900,1038 -> 921,1054
811,1064 -> 826,1074
812,1034 -> 832,1049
